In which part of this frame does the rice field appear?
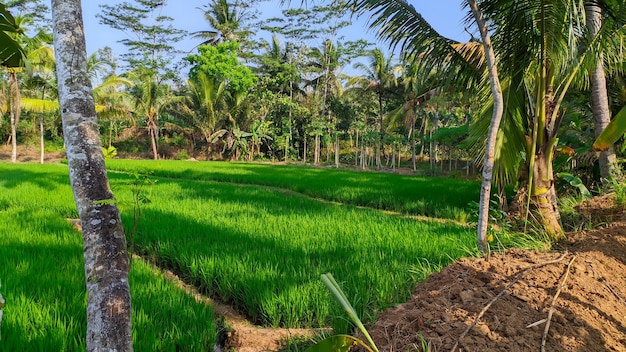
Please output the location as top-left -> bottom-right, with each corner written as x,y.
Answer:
106,159 -> 480,221
0,160 -> 480,347
0,163 -> 216,351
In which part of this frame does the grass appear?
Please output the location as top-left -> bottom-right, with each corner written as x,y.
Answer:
0,163 -> 216,350
105,159 -> 480,221
104,161 -> 476,332
0,159 -> 481,346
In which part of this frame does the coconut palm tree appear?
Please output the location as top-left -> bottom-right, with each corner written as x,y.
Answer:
1,7 -> 52,163
585,2 -> 622,180
354,0 -> 626,242
349,49 -> 402,169
181,70 -> 228,157
192,0 -> 251,46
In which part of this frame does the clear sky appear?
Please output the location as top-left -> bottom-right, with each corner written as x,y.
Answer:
80,0 -> 471,70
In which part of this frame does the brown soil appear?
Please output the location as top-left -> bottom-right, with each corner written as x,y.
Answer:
0,145 -> 65,163
364,194 -> 626,352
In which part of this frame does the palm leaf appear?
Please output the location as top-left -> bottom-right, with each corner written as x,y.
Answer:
20,97 -> 59,113
593,104 -> 626,151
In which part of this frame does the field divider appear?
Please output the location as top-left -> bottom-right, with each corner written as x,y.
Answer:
67,215 -> 330,351
107,169 -> 471,226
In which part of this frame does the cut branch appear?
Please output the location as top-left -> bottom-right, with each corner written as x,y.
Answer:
541,256 -> 576,352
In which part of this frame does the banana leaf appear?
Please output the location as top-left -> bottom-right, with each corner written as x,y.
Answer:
593,105 -> 626,151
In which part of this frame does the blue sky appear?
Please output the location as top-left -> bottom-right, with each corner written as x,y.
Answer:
80,0 -> 471,71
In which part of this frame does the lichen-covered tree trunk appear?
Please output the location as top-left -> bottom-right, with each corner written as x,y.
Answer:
468,0 -> 505,255
51,1 -> 133,351
586,4 -> 620,180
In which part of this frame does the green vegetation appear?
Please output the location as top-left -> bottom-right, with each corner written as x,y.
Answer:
106,159 -> 480,221
0,163 -> 216,350
1,161 -> 478,340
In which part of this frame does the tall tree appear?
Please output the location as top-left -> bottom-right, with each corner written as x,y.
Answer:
97,0 -> 185,73
192,0 -> 255,47
467,0 -> 504,254
585,2 -> 620,180
1,2 -> 51,163
98,0 -> 185,159
350,49 -> 402,169
52,1 -> 132,351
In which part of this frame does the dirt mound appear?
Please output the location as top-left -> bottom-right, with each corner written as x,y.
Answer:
365,196 -> 626,352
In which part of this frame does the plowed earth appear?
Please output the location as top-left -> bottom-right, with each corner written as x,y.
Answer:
364,194 -> 626,352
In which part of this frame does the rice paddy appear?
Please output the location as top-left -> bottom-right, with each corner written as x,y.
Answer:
0,160 -> 480,348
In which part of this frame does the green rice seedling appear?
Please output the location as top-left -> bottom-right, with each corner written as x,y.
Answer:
106,159 -> 480,221
106,168 -> 476,332
0,282 -> 4,340
0,163 -> 217,350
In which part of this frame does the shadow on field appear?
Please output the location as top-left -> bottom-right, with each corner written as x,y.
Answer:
0,163 -> 70,192
106,160 -> 481,219
125,174 -> 474,331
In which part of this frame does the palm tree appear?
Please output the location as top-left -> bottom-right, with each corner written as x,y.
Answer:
1,8 -> 52,163
354,0 -> 626,241
306,39 -> 346,162
349,49 -> 402,169
22,44 -> 55,163
127,67 -> 179,159
192,0 -> 250,46
182,70 -> 228,157
92,75 -> 134,148
585,3 -> 621,180
0,4 -> 25,68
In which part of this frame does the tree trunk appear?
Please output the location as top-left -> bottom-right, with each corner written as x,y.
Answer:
586,4 -> 620,180
530,149 -> 564,240
148,119 -> 158,160
40,114 -> 45,164
314,134 -> 320,165
469,0 -> 506,255
9,71 -> 20,163
302,136 -> 307,164
354,130 -> 359,168
52,2 -> 133,351
411,115 -> 417,172
334,134 -> 339,168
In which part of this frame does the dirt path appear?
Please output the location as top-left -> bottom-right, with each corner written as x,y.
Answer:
156,267 -> 325,351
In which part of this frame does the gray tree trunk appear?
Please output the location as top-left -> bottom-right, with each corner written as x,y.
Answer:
40,114 -> 45,164
51,1 -> 133,351
9,71 -> 19,163
469,0 -> 505,255
586,4 -> 620,180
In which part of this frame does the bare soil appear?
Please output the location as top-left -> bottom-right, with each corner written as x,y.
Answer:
364,194 -> 626,352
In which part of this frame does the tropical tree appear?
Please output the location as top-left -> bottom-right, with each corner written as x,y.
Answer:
192,0 -> 254,47
1,3 -> 52,163
22,43 -> 55,163
182,70 -> 229,156
585,2 -> 621,180
354,0 -> 626,243
349,48 -> 402,169
93,75 -> 134,148
126,66 -> 178,159
51,1 -> 133,351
